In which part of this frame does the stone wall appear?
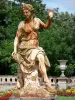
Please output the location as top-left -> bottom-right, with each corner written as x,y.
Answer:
0,75 -> 17,91
0,75 -> 75,91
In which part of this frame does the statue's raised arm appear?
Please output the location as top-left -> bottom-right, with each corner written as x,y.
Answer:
39,9 -> 54,29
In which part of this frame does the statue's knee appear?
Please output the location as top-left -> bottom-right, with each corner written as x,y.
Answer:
37,53 -> 44,61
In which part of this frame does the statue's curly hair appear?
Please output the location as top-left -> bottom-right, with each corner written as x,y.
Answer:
22,4 -> 34,13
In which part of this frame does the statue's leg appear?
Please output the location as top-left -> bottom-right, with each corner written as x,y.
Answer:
37,53 -> 56,92
37,54 -> 51,84
16,64 -> 24,89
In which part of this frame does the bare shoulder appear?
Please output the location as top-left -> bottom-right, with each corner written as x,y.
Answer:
34,17 -> 41,23
18,21 -> 24,29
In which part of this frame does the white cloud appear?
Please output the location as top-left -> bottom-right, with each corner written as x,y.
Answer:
8,0 -> 14,2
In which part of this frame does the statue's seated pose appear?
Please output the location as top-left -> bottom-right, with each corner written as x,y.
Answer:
12,4 -> 56,95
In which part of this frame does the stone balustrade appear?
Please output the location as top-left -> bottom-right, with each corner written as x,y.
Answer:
0,75 -> 75,91
0,75 -> 17,83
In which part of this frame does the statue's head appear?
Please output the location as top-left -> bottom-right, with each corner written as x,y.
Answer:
22,4 -> 34,13
22,4 -> 34,19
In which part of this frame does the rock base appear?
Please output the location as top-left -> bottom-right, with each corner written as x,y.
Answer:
10,86 -> 57,100
8,95 -> 57,100
12,86 -> 56,98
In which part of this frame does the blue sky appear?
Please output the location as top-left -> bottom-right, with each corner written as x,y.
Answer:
43,0 -> 75,14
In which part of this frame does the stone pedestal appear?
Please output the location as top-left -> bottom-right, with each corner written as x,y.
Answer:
57,77 -> 68,90
8,95 -> 57,100
12,53 -> 56,98
12,68 -> 56,98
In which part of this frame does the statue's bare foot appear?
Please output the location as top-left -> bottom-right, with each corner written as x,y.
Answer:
14,86 -> 20,90
45,83 -> 57,93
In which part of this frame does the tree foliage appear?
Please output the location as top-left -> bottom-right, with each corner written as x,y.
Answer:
0,0 -> 75,76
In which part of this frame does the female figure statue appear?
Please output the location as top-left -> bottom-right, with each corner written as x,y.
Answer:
12,4 -> 56,95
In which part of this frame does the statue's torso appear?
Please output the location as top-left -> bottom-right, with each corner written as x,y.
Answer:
18,18 -> 40,48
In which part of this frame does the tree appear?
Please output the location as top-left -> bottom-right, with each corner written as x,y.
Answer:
0,0 -> 47,75
65,64 -> 75,77
0,0 -> 75,76
39,10 -> 75,76
0,0 -> 8,25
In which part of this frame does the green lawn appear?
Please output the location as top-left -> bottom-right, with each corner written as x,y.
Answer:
58,96 -> 75,100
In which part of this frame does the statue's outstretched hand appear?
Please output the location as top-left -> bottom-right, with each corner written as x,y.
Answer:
48,9 -> 54,18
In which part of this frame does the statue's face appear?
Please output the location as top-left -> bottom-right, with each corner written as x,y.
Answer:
23,9 -> 32,19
